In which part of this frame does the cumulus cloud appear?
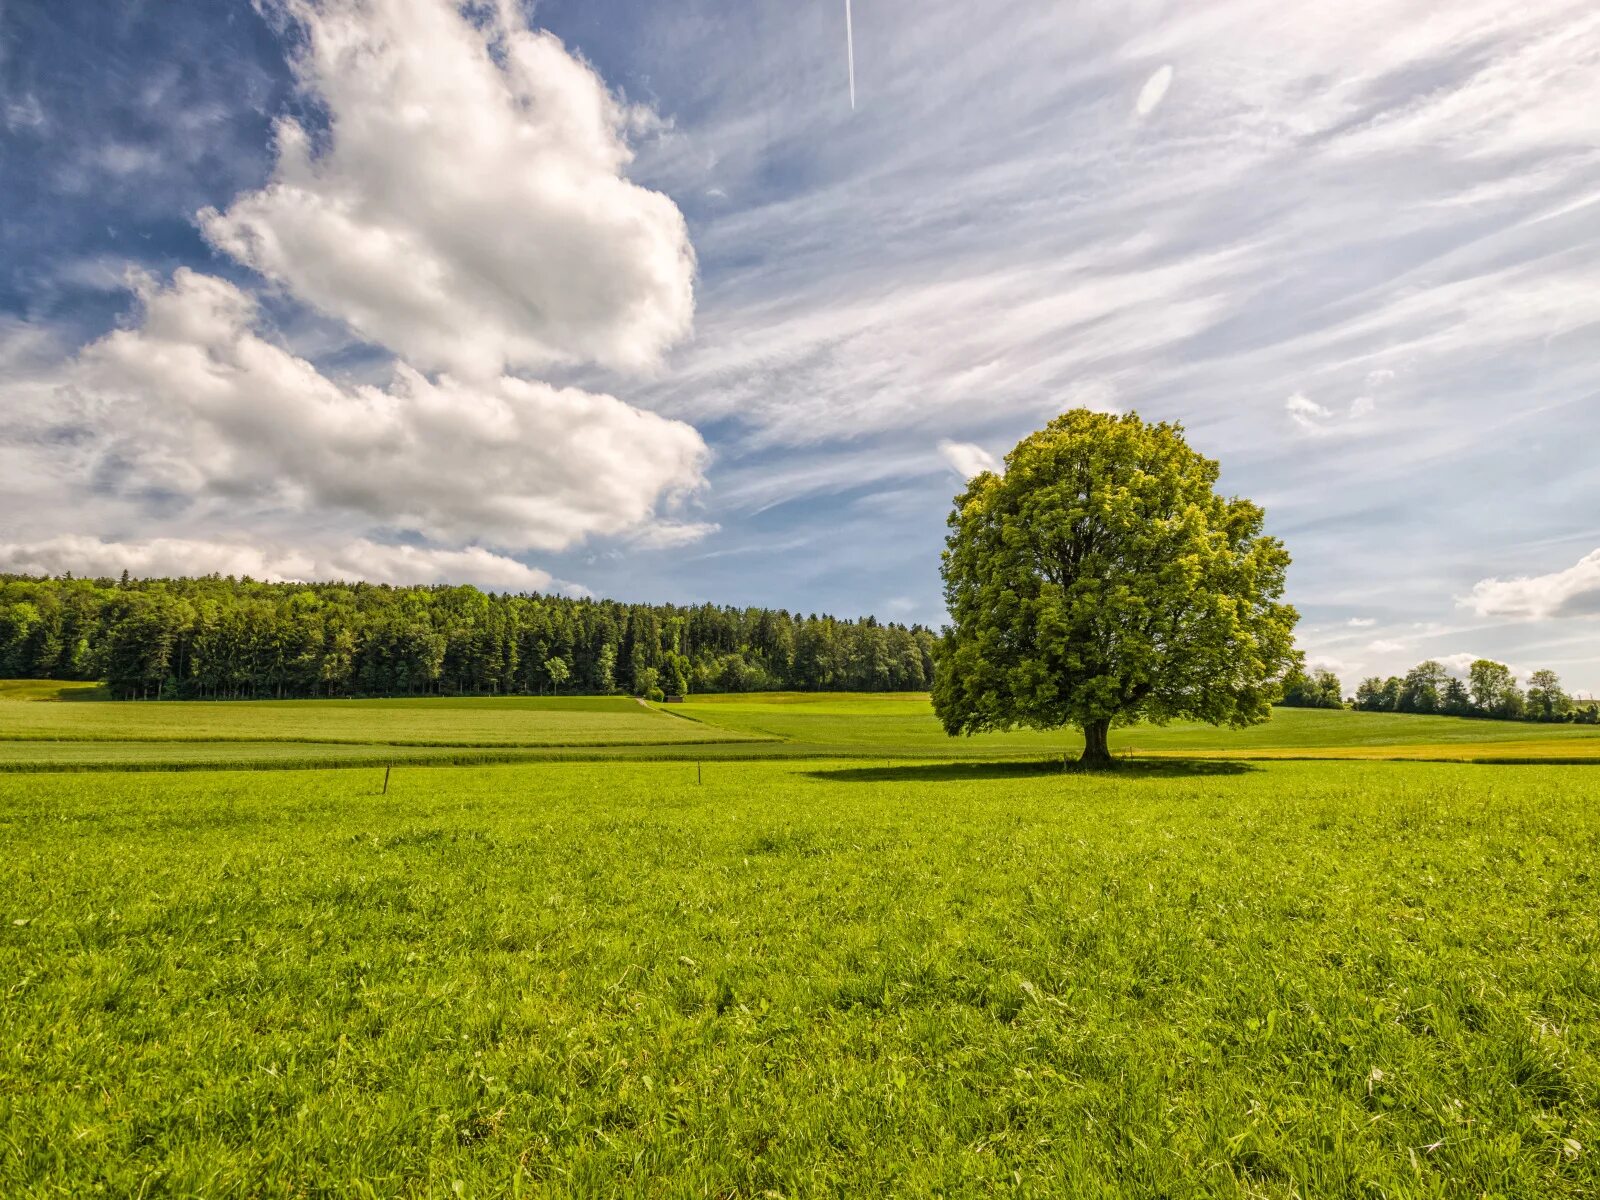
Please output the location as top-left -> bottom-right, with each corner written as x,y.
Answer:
1436,652 -> 1524,680
1465,549 -> 1600,619
49,269 -> 709,552
199,0 -> 695,379
938,439 -> 1000,478
1134,65 -> 1174,118
1347,617 -> 1376,628
0,535 -> 553,591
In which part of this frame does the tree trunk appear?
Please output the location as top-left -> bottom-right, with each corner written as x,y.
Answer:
1079,717 -> 1114,768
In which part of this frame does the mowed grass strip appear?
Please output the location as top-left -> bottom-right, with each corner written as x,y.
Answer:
0,691 -> 768,748
2,760 -> 1596,1197
0,740 -> 793,773
0,680 -> 110,702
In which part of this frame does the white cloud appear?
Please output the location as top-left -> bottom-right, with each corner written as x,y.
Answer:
44,269 -> 710,552
627,520 -> 723,550
1286,392 -> 1333,434
1465,548 -> 1600,620
200,0 -> 694,379
0,535 -> 553,591
4,93 -> 46,131
1302,651 -> 1358,675
1436,652 -> 1523,680
938,439 -> 999,478
1134,64 -> 1174,118
1288,390 -> 1381,434
1347,617 -> 1376,628
1367,638 -> 1409,655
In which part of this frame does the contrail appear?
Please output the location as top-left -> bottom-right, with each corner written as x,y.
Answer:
844,0 -> 856,110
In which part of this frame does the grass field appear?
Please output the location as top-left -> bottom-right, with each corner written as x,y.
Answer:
0,690 -> 766,749
3,685 -> 1599,1195
3,759 -> 1597,1196
5,684 -> 1599,770
675,694 -> 1600,762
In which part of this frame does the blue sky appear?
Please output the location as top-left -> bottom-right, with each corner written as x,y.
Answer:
1,0 -> 1597,693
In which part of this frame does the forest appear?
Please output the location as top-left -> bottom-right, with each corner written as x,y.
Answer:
0,573 -> 938,700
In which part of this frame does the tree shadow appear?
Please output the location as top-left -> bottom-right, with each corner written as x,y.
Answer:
804,757 -> 1260,784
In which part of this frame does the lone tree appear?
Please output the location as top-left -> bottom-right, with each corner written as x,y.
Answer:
932,409 -> 1299,768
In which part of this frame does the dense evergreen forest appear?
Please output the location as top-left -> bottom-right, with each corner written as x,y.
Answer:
0,574 -> 938,700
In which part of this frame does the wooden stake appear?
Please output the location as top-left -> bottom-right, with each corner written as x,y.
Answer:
382,764 -> 391,795
697,761 -> 703,785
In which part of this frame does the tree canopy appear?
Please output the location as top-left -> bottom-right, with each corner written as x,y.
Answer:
932,409 -> 1299,766
1279,666 -> 1344,709
1355,660 -> 1590,723
0,574 -> 936,701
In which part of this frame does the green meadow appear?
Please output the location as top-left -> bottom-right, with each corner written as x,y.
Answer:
3,686 -> 1599,1196
5,684 -> 1599,771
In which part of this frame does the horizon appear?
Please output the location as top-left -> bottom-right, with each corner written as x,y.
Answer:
2,0 -> 1597,692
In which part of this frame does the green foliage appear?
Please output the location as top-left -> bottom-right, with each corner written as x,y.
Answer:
1355,661 -> 1580,725
3,760 -> 1598,1196
1441,677 -> 1474,717
1278,666 -> 1344,709
1400,660 -> 1450,715
593,643 -> 618,694
663,651 -> 692,698
933,409 -> 1298,764
1470,659 -> 1520,716
0,575 -> 936,700
1527,669 -> 1574,721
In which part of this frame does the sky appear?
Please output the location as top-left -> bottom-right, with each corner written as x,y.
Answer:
1,0 -> 1597,693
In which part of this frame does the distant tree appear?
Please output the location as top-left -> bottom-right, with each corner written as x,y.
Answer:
1440,677 -> 1473,717
1468,659 -> 1517,716
1354,677 -> 1386,712
1313,669 -> 1344,708
663,651 -> 691,698
1525,669 -> 1572,722
933,409 -> 1298,768
594,643 -> 618,694
1280,667 -> 1343,709
1399,660 -> 1449,714
544,655 -> 570,695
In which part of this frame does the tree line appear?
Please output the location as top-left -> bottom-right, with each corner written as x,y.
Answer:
0,573 -> 937,701
1280,661 -> 1597,724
